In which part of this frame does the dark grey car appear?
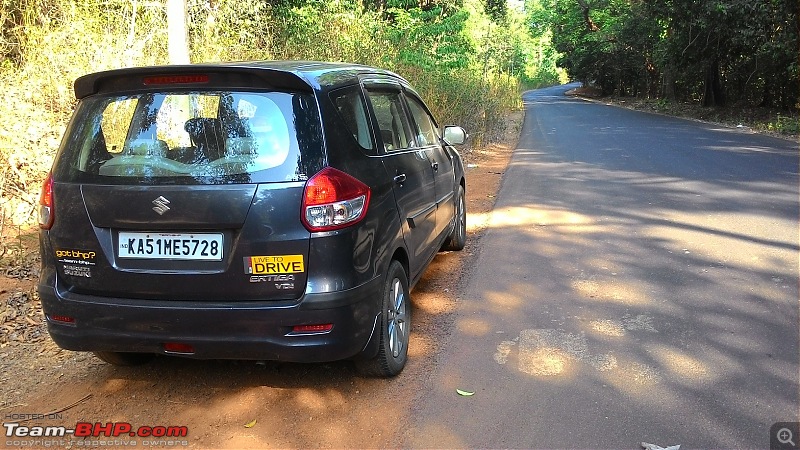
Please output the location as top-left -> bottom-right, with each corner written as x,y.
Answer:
37,61 -> 466,376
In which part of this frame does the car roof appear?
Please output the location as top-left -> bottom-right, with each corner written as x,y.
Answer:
73,61 -> 409,99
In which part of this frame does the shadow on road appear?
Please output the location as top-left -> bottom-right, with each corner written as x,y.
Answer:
419,87 -> 799,448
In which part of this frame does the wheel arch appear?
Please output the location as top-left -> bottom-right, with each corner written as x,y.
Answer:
390,247 -> 410,282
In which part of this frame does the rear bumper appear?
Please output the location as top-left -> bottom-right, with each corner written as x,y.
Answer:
38,274 -> 382,362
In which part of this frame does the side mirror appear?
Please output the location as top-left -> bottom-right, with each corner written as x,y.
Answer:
443,126 -> 467,145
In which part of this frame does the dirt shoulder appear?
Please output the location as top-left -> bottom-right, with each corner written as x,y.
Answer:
566,85 -> 799,142
0,112 -> 522,449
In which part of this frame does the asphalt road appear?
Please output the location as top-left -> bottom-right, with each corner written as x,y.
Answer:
404,84 -> 800,448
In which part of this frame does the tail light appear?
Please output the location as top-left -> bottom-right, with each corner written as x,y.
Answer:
163,343 -> 195,354
38,172 -> 54,229
291,324 -> 334,334
302,167 -> 370,232
48,314 -> 75,324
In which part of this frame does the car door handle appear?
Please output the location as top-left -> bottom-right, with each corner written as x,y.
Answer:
431,162 -> 439,171
394,173 -> 407,184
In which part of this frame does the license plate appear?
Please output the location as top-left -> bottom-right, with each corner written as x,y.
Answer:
118,232 -> 223,260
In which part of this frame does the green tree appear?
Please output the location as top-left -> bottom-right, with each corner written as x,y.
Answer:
484,0 -> 507,23
542,0 -> 799,109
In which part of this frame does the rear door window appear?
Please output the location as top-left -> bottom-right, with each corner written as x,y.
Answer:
330,86 -> 374,152
55,91 -> 323,184
364,90 -> 414,152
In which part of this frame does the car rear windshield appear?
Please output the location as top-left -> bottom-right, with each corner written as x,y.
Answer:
53,90 -> 324,184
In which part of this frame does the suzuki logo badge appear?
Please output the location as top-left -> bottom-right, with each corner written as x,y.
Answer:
152,196 -> 171,215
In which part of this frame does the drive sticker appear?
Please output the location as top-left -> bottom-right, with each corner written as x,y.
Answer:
55,249 -> 97,266
244,255 -> 304,275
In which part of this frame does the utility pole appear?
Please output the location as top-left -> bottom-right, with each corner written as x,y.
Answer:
166,0 -> 190,64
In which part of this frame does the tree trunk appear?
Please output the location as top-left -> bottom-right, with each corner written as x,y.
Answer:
701,59 -> 725,107
576,0 -> 600,31
662,63 -> 677,101
758,82 -> 774,108
660,26 -> 677,101
167,0 -> 190,65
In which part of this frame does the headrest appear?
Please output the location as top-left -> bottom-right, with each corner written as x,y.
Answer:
225,138 -> 258,157
125,139 -> 167,157
185,117 -> 222,135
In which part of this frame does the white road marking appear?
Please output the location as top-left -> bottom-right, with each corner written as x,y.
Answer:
495,315 -> 660,380
517,329 -> 617,375
493,340 -> 516,365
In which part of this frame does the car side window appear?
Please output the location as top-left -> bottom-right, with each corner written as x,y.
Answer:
365,89 -> 413,152
330,86 -> 374,151
405,96 -> 439,148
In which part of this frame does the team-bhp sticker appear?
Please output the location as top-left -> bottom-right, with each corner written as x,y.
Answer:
244,255 -> 304,275
55,249 -> 96,265
56,249 -> 97,278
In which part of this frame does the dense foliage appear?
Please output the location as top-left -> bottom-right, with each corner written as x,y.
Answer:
534,0 -> 799,109
0,0 -> 561,230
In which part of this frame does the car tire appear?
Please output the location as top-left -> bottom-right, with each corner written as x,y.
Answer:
441,184 -> 466,251
93,351 -> 154,366
356,260 -> 410,377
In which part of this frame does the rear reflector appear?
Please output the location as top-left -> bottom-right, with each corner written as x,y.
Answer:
49,314 -> 75,324
38,172 -> 54,229
291,324 -> 333,334
302,168 -> 370,232
143,74 -> 209,85
163,343 -> 195,354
